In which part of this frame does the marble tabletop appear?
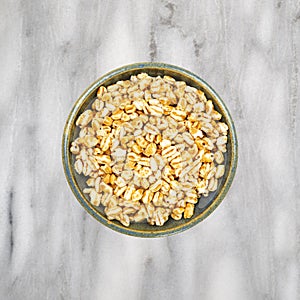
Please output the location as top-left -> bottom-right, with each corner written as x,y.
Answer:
1,0 -> 299,299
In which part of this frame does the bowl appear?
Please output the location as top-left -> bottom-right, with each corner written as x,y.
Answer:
62,62 -> 238,237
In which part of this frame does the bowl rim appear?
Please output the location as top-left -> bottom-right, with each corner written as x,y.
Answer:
62,62 -> 238,238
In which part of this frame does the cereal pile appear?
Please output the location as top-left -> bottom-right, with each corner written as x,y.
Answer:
70,73 -> 228,226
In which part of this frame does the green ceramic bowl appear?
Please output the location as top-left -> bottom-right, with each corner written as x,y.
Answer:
62,62 -> 238,237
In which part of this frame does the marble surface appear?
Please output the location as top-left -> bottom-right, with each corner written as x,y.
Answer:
1,0 -> 299,299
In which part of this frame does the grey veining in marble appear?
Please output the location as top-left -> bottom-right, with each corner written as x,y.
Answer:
1,0 -> 300,299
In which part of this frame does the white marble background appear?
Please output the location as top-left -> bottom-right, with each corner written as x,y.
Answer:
0,0 -> 299,299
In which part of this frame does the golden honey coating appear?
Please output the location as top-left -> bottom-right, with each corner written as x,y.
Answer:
70,73 -> 228,226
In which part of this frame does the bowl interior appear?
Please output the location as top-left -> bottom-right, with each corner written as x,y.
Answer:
63,63 -> 237,237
